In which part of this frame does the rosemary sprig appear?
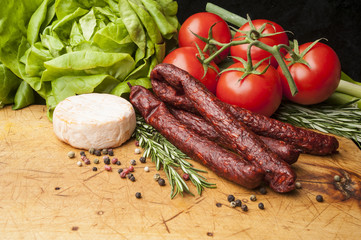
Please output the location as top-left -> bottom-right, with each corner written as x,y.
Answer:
133,115 -> 216,198
274,101 -> 361,148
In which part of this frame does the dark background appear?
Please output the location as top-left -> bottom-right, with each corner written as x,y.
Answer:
177,0 -> 361,82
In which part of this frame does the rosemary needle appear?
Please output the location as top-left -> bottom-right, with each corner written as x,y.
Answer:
133,115 -> 216,198
274,101 -> 361,147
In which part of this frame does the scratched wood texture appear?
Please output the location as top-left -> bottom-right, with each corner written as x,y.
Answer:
0,105 -> 361,240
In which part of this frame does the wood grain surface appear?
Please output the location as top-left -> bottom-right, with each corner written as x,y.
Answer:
1,105 -> 361,240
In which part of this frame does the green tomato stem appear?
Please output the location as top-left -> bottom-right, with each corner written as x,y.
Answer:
205,2 -> 247,27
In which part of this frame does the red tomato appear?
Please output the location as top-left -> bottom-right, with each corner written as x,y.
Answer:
162,47 -> 219,94
216,62 -> 282,117
230,19 -> 289,68
278,42 -> 341,105
178,12 -> 231,63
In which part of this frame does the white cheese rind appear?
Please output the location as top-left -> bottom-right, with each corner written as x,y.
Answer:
53,93 -> 136,149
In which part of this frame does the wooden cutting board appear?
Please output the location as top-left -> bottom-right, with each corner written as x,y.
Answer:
1,105 -> 361,239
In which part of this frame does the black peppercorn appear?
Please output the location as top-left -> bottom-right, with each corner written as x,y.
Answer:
108,149 -> 114,156
258,202 -> 265,210
94,149 -> 101,156
118,168 -> 123,174
158,178 -> 166,186
235,199 -> 242,207
129,175 -> 136,182
259,187 -> 267,195
130,159 -> 136,165
116,161 -> 121,165
103,156 -> 110,165
316,195 -> 324,202
139,156 -> 146,163
135,192 -> 142,199
241,204 -> 248,212
80,151 -> 85,156
227,194 -> 235,202
92,167 -> 98,172
127,173 -> 134,179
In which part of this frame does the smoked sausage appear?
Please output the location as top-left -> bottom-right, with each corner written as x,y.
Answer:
129,84 -> 264,189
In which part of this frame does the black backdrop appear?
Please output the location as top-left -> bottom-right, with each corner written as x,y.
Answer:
176,0 -> 361,82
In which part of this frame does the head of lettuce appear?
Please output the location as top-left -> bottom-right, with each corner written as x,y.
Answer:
0,0 -> 179,120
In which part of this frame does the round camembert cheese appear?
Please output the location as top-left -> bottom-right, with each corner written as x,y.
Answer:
53,93 -> 136,150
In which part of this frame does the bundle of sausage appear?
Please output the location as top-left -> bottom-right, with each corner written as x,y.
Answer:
130,63 -> 339,193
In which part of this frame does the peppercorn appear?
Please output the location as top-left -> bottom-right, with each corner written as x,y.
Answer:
120,171 -> 127,178
80,151 -> 86,156
250,195 -> 257,202
77,161 -> 82,167
334,175 -> 341,182
108,149 -> 114,156
135,141 -> 139,147
94,149 -> 101,156
295,182 -> 302,189
130,159 -> 136,165
92,167 -> 98,172
139,156 -> 146,163
111,157 -> 118,164
84,158 -> 91,165
241,204 -> 248,212
67,151 -> 75,159
316,195 -> 324,202
216,203 -> 222,208
135,192 -> 142,198
101,149 -> 108,155
259,187 -> 267,195
93,158 -> 99,164
127,173 -> 134,179
227,194 -> 235,202
128,165 -> 134,172
81,155 -> 87,161
89,148 -> 95,155
55,187 -> 61,190
258,202 -> 265,210
129,174 -> 136,182
103,156 -> 110,165
104,165 -> 112,171
235,199 -> 242,207
116,161 -> 121,165
182,173 -> 190,181
158,178 -> 166,186
118,168 -> 123,174
134,148 -> 141,154
230,201 -> 237,208
153,173 -> 160,181
144,166 -> 149,172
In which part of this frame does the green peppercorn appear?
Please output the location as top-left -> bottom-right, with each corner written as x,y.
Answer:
295,182 -> 302,189
250,195 -> 257,201
158,178 -> 166,186
316,195 -> 324,202
93,159 -> 99,164
67,151 -> 75,159
334,175 -> 341,182
153,173 -> 160,181
89,148 -> 95,155
227,194 -> 235,202
258,202 -> 265,210
135,192 -> 142,199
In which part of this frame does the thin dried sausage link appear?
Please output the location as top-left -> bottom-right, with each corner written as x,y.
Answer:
151,63 -> 296,193
151,69 -> 338,156
129,84 -> 264,189
169,107 -> 300,165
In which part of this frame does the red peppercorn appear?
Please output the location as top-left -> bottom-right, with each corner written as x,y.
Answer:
104,165 -> 112,171
120,171 -> 127,178
111,157 -> 118,164
128,165 -> 134,172
182,173 -> 190,181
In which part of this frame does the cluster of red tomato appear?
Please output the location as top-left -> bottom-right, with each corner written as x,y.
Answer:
163,12 -> 341,117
